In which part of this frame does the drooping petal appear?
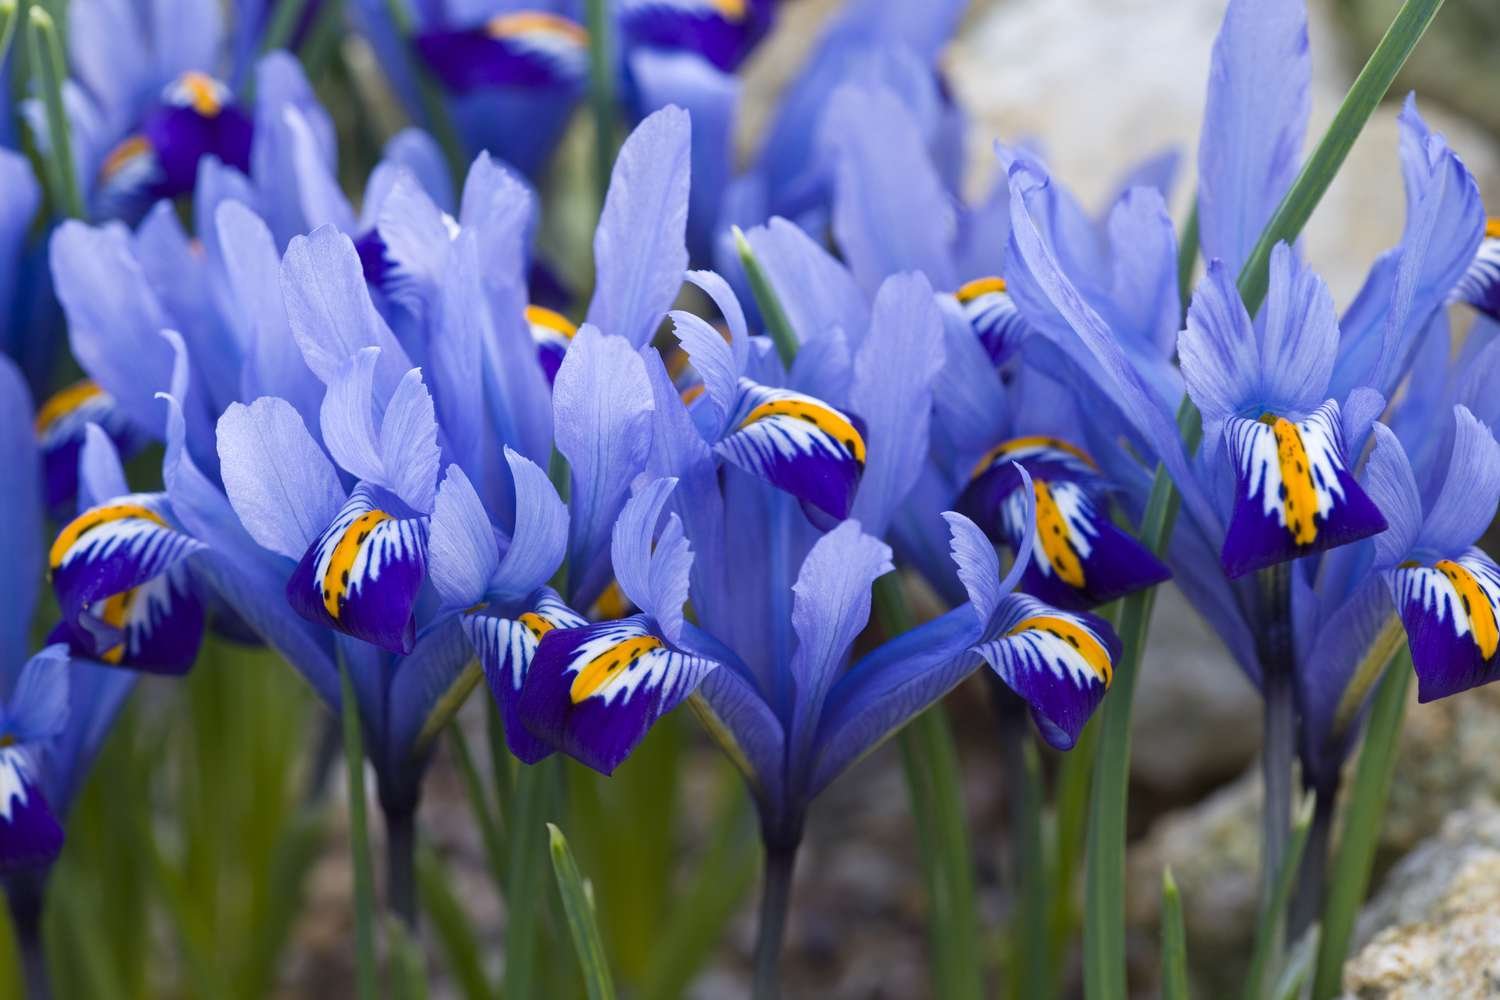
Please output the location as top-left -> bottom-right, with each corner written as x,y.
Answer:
6,646 -> 69,744
34,380 -> 140,513
527,304 -> 577,386
952,277 -> 1029,368
974,594 -> 1119,750
413,12 -> 588,93
134,73 -> 254,201
51,562 -> 205,674
585,106 -> 691,348
50,494 -> 205,651
285,486 -> 429,654
1453,218 -> 1500,322
620,0 -> 773,72
716,379 -> 865,523
1221,400 -> 1388,578
464,590 -> 586,764
1393,548 -> 1500,702
519,614 -> 718,774
0,747 -> 63,872
967,438 -> 1170,610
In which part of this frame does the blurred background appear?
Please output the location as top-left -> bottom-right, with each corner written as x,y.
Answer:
6,1 -> 1500,997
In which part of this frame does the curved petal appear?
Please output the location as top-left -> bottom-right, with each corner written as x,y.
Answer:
463,590 -> 586,764
1222,400 -> 1388,578
1417,406 -> 1500,556
35,380 -> 140,514
975,594 -> 1119,750
413,13 -> 588,92
1393,548 -> 1500,702
491,449 -> 569,604
428,464 -> 499,610
611,478 -> 693,644
285,486 -> 429,654
0,746 -> 63,872
519,614 -> 718,774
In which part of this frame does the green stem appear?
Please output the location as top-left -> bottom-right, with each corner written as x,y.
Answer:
448,722 -> 508,891
1311,653 -> 1411,1000
25,5 -> 83,220
733,226 -> 800,369
875,574 -> 983,1000
503,756 -> 561,1000
1160,869 -> 1188,1000
338,662 -> 378,1000
750,842 -> 797,1000
385,806 -> 418,929
260,0 -> 310,54
583,0 -> 615,208
548,824 -> 618,1000
1175,200 -> 1200,315
1245,797 -> 1315,1000
0,2 -> 21,70
1082,4 -> 1447,993
1013,738 -> 1049,1000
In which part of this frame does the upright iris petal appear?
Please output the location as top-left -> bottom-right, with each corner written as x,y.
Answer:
1452,217 -> 1500,321
286,486 -> 430,655
413,12 -> 589,93
961,437 -> 1171,610
1221,401 -> 1386,578
33,379 -> 138,512
526,304 -> 577,385
98,72 -> 252,211
715,378 -> 866,522
1393,549 -> 1500,702
49,494 -> 206,673
952,276 -> 1029,367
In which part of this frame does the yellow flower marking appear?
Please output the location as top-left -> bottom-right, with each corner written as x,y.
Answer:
1485,217 -> 1500,240
680,383 -> 706,405
177,71 -> 224,116
1436,559 -> 1499,659
1007,615 -> 1112,684
1033,480 -> 1085,587
50,504 -> 168,570
955,276 -> 1007,303
569,635 -> 663,703
35,379 -> 104,434
99,135 -> 152,183
517,611 -> 555,641
525,304 -> 577,337
322,511 -> 393,618
969,435 -> 1097,481
487,11 -> 588,44
593,580 -> 631,620
96,588 -> 136,664
1266,415 -> 1319,544
706,0 -> 747,20
740,398 -> 867,465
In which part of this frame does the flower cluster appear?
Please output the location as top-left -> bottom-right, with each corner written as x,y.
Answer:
1,0 -> 1497,994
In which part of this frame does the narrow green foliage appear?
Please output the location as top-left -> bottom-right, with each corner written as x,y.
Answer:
340,660 -> 380,1000
1245,796 -> 1316,1000
389,915 -> 430,1000
1312,654 -> 1412,1000
1160,869 -> 1189,1000
26,5 -> 83,219
1083,3 -> 1448,994
733,226 -> 800,368
504,756 -> 562,999
584,0 -> 616,206
549,824 -> 618,1000
260,0 -> 311,53
449,721 -> 509,890
1175,200 -> 1200,315
1013,739 -> 1050,1000
0,1 -> 21,69
418,847 -> 495,1000
1047,715 -> 1097,982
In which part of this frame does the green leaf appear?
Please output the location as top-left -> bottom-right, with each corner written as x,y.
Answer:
449,721 -> 509,892
548,824 -> 618,1000
1083,3 -> 1448,994
503,757 -> 562,1000
1012,738 -> 1050,1000
584,0 -> 617,206
389,914 -> 431,1000
0,1 -> 21,69
260,0 -> 311,54
1160,869 -> 1189,1000
25,5 -> 83,219
418,847 -> 495,1000
340,659 -> 380,1000
1244,796 -> 1316,1000
1311,653 -> 1411,1000
733,225 -> 800,369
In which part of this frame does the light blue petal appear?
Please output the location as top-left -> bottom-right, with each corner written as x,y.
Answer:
932,297 -> 1007,458
217,397 -> 347,561
377,170 -> 454,313
424,232 -> 486,481
0,356 -> 41,671
379,367 -> 441,513
0,152 -> 40,353
427,464 -> 498,609
940,512 -> 1001,623
8,646 -> 69,744
786,521 -> 894,765
553,327 -> 655,606
78,424 -> 129,509
68,0 -> 151,120
824,84 -> 956,296
1196,0 -> 1310,275
384,128 -> 455,214
1104,187 -> 1179,360
585,106 -> 691,347
670,309 -> 739,434
786,324 -> 852,409
611,478 -> 693,644
149,0 -> 223,79
386,614 -> 474,764
1258,242 -> 1338,413
280,226 -> 412,392
685,269 -> 749,365
1178,258 -> 1258,450
252,54 -> 352,243
849,272 -> 945,536
491,448 -> 569,604
319,347 -> 385,484
1360,423 -> 1422,569
1417,406 -> 1500,556
690,641 -> 786,810
744,217 -> 869,353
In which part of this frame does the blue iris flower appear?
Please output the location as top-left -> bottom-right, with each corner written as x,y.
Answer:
0,356 -> 135,875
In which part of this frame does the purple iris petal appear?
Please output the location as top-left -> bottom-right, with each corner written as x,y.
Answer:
139,101 -> 253,201
0,749 -> 63,872
620,0 -> 774,72
413,14 -> 588,94
1394,552 -> 1500,702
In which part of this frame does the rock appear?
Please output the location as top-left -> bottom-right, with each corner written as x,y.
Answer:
1341,802 -> 1500,999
